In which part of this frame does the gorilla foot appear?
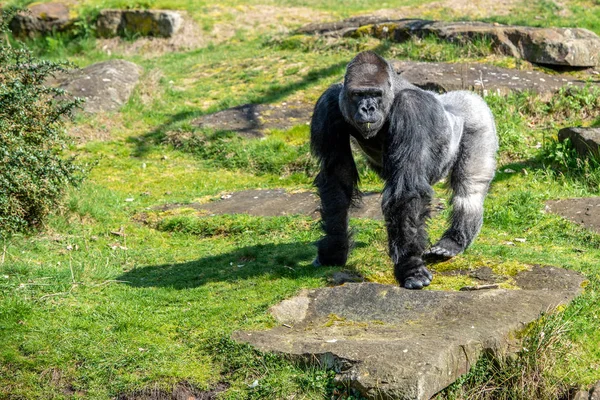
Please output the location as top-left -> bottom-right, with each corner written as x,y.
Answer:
396,257 -> 433,290
424,238 -> 464,261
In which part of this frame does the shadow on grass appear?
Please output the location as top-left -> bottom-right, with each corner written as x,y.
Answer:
118,241 -> 323,289
131,42 -> 392,157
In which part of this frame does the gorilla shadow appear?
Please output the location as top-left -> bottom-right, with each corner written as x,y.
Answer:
131,42 -> 393,157
117,241 -> 355,290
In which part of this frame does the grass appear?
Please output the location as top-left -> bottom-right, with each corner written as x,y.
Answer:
2,0 -> 600,398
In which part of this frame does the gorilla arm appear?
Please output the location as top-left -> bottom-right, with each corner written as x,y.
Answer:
310,84 -> 360,267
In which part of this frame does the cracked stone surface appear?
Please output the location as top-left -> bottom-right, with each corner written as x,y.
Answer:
300,18 -> 600,67
234,266 -> 586,399
155,189 -> 444,220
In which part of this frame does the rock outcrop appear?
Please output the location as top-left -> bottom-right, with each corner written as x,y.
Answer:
235,266 -> 586,399
49,59 -> 142,113
300,18 -> 600,67
9,3 -> 75,38
96,9 -> 183,38
558,127 -> 600,158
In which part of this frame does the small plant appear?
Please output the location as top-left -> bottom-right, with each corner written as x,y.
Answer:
438,311 -> 573,400
0,8 -> 84,237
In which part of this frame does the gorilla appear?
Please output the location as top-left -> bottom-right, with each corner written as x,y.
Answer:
310,51 -> 498,289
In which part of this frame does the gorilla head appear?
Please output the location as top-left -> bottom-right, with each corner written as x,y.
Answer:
339,51 -> 395,139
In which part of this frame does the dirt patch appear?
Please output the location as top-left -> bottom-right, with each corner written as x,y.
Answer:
366,0 -> 522,20
117,382 -> 228,400
546,197 -> 600,234
192,101 -> 314,138
67,112 -> 127,143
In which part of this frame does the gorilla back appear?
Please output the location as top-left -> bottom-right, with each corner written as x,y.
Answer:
310,51 -> 498,289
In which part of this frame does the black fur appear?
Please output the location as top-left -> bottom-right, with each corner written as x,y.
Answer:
310,51 -> 497,289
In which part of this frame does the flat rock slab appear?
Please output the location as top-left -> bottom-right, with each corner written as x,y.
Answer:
191,62 -> 588,136
49,60 -> 142,113
392,60 -> 592,95
192,101 -> 314,138
300,18 -> 600,67
546,197 -> 600,234
558,127 -> 600,158
155,189 -> 412,220
96,9 -> 183,38
235,266 -> 585,400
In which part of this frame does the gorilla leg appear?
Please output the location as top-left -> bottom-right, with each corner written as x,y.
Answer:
382,183 -> 433,289
428,129 -> 496,258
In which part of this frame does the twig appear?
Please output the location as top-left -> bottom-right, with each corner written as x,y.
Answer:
91,280 -> 129,287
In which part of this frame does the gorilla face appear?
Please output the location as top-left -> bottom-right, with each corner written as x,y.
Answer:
348,88 -> 386,138
340,52 -> 394,139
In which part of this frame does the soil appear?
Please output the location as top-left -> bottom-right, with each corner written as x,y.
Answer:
117,382 -> 228,400
546,197 -> 600,234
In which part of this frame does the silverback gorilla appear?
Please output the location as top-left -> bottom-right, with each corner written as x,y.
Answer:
310,51 -> 498,289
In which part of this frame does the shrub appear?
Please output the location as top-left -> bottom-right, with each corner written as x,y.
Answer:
0,8 -> 83,237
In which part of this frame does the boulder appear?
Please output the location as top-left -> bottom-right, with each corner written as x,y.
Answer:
9,3 -> 75,38
558,127 -> 600,158
300,17 -> 600,67
392,60 -> 592,95
235,266 -> 586,400
50,59 -> 142,113
96,9 -> 183,38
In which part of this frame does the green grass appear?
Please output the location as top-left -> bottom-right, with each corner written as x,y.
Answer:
2,0 -> 600,398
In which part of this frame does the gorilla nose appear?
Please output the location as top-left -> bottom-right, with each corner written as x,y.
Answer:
361,105 -> 376,113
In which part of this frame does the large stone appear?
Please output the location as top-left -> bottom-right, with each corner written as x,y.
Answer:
234,266 -> 586,400
96,9 -> 183,38
300,18 -> 600,67
392,60 -> 591,95
558,127 -> 600,158
50,60 -> 142,113
9,3 -> 75,38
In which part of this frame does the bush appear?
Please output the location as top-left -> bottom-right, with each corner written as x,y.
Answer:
0,8 -> 83,237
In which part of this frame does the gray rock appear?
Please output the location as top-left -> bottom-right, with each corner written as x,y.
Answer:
156,189 -> 382,219
155,189 -> 443,220
234,266 -> 586,400
96,9 -> 183,38
50,60 -> 142,113
558,127 -> 600,158
192,101 -> 314,138
330,271 -> 364,286
300,18 -> 600,67
10,3 -> 75,38
590,380 -> 600,400
546,197 -> 600,234
574,390 -> 590,400
391,60 -> 592,95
